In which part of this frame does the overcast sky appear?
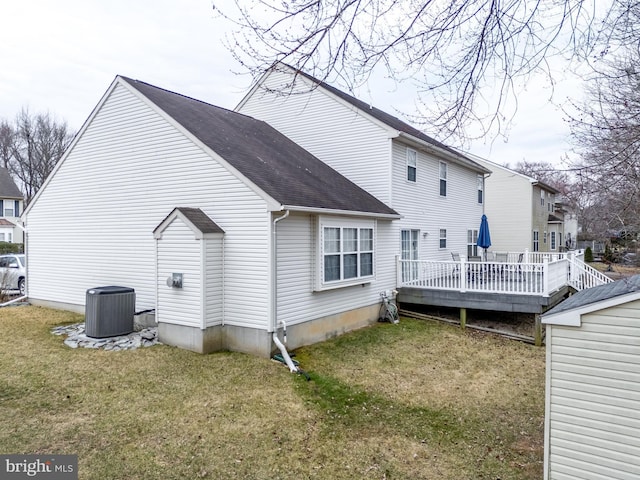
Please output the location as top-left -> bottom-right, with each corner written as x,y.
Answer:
1,0 -> 580,168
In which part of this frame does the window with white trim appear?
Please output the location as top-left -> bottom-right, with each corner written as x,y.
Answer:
551,231 -> 557,250
439,162 -> 447,196
467,229 -> 478,258
477,175 -> 483,204
319,218 -> 375,288
406,149 -> 417,182
540,190 -> 545,206
533,230 -> 539,252
439,229 -> 447,249
4,204 -> 14,217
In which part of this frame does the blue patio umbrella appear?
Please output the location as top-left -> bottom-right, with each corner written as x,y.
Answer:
477,214 -> 492,259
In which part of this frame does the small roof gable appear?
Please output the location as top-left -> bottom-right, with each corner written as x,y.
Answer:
285,66 -> 489,174
543,275 -> 640,326
0,168 -> 22,199
154,207 -> 224,239
120,77 -> 398,218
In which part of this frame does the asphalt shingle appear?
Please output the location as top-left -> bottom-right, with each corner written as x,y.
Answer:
121,77 -> 398,217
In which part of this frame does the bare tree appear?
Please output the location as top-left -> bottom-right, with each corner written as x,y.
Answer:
0,120 -> 14,169
216,0 -> 629,142
567,0 -> 640,238
5,109 -> 74,205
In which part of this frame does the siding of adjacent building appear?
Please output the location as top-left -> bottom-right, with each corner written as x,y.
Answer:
545,301 -> 640,479
474,159 -> 534,252
25,82 -> 271,330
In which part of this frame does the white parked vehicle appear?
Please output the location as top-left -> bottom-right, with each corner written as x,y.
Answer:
0,254 -> 26,296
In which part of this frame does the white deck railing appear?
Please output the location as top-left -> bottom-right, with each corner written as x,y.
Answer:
398,251 -> 611,297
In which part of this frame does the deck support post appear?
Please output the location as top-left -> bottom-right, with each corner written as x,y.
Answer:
534,314 -> 542,346
460,308 -> 467,329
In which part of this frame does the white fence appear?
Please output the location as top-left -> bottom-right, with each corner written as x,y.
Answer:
398,250 -> 610,297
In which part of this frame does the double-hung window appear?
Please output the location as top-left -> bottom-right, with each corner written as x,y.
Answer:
439,229 -> 447,249
320,218 -> 375,288
477,175 -> 483,204
439,162 -> 447,196
406,149 -> 417,182
533,230 -> 539,252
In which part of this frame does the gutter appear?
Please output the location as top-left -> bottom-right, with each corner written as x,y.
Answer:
396,132 -> 491,174
280,205 -> 401,220
271,210 -> 300,374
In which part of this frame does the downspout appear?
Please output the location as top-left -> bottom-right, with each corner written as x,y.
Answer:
271,210 -> 299,373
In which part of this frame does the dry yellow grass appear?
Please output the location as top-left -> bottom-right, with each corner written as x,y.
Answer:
0,306 -> 545,479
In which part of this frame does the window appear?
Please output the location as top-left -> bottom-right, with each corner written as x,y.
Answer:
4,204 -> 13,217
401,229 -> 419,281
533,230 -> 539,252
467,229 -> 478,258
406,149 -> 417,182
551,231 -> 557,250
544,230 -> 547,244
321,223 -> 374,286
540,190 -> 545,206
477,175 -> 483,204
439,162 -> 447,196
439,229 -> 447,249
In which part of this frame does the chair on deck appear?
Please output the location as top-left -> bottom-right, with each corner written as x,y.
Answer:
495,252 -> 508,263
467,256 -> 482,282
451,252 -> 461,277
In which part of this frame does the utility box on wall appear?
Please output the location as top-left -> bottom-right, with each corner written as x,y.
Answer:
85,286 -> 135,338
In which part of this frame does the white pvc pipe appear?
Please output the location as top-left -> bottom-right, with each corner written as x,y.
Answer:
0,295 -> 27,307
272,332 -> 298,373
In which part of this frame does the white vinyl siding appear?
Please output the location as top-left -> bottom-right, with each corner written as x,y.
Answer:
204,236 -> 224,328
274,212 -> 397,328
391,141 -> 484,261
156,220 -> 202,327
237,68 -> 392,205
545,302 -> 640,479
25,83 -> 270,329
472,158 -> 535,253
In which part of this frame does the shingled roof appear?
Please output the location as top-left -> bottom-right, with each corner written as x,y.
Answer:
0,168 -> 22,199
121,77 -> 398,218
544,274 -> 640,319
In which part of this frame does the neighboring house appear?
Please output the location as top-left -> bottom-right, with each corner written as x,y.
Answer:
541,275 -> 640,479
236,64 -> 491,264
0,168 -> 24,244
555,195 -> 578,250
23,76 -> 401,356
468,156 -> 563,254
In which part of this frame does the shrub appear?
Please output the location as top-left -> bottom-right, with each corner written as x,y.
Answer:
0,242 -> 23,254
584,246 -> 594,262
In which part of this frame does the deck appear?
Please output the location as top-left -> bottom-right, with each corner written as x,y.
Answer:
396,251 -> 610,315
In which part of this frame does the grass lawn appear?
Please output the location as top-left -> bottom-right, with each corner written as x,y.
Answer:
0,306 -> 545,479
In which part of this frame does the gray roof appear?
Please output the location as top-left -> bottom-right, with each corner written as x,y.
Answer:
0,168 -> 22,199
174,207 -> 224,234
291,68 -> 489,173
121,77 -> 398,217
544,274 -> 640,317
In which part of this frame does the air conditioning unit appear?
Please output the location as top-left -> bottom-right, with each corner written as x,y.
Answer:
85,286 -> 135,338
